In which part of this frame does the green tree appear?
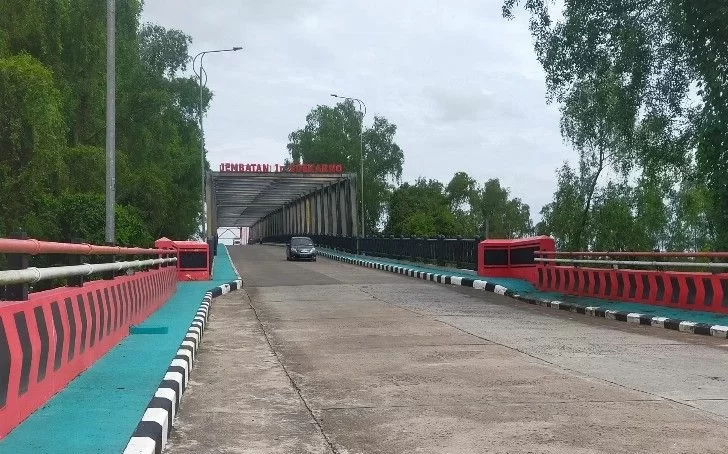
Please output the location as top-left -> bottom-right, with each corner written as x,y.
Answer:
138,23 -> 192,78
475,179 -> 533,239
0,54 -> 67,237
536,164 -> 586,250
287,100 -> 404,233
385,179 -> 459,237
503,0 -> 728,249
446,171 -> 479,212
632,175 -> 670,251
0,1 -> 209,244
50,193 -> 153,246
587,183 -> 636,251
667,175 -> 714,252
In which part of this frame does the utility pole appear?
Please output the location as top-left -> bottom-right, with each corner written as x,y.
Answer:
105,0 -> 116,244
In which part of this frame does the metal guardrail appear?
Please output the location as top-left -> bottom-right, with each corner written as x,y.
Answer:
0,236 -> 177,301
0,238 -> 168,256
534,257 -> 728,270
536,250 -> 728,259
0,257 -> 177,285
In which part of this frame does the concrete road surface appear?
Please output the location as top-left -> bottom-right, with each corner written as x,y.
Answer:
166,245 -> 728,454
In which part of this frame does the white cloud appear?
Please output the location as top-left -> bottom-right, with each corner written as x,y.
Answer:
141,0 -> 574,221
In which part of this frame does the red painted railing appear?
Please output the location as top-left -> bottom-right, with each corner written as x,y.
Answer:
533,250 -> 728,314
0,238 -> 170,256
475,239 -> 728,314
0,238 -> 179,439
537,250 -> 728,258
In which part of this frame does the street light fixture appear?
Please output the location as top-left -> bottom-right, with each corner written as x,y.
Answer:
192,46 -> 243,240
331,93 -> 366,237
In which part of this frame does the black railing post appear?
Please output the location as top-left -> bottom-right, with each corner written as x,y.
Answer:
104,242 -> 118,280
437,235 -> 445,266
455,236 -> 462,269
473,236 -> 481,271
4,231 -> 30,301
68,238 -> 85,287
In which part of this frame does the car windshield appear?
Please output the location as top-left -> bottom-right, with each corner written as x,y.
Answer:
291,238 -> 313,247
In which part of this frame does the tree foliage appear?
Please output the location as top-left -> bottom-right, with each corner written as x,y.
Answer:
477,179 -> 533,239
505,0 -> 728,250
0,54 -> 67,237
385,179 -> 458,237
385,173 -> 532,239
287,100 -> 404,232
0,1 -> 209,245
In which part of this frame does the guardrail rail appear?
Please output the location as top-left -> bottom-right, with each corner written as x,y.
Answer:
0,237 -> 176,301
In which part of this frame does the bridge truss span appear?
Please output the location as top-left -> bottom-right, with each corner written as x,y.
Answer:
207,170 -> 358,242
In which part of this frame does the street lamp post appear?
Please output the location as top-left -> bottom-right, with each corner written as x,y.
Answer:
331,93 -> 366,237
192,46 -> 242,240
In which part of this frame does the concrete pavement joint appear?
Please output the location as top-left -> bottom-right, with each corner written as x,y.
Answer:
434,317 -> 728,422
318,249 -> 728,340
318,398 -> 668,411
122,278 -> 244,454
244,287 -> 339,454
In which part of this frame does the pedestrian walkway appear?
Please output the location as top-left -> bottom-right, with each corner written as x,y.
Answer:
0,247 -> 239,454
324,249 -> 728,327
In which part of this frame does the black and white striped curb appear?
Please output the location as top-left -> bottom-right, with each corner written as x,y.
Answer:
318,250 -> 514,296
510,295 -> 728,338
318,250 -> 728,339
122,278 -> 243,454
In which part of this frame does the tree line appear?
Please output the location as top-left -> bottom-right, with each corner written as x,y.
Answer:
0,1 -> 206,246
503,1 -> 728,252
287,100 -> 534,240
4,1 -> 725,252
288,1 -> 727,251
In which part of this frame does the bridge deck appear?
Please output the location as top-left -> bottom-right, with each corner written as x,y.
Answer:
167,245 -> 728,453
321,249 -> 728,326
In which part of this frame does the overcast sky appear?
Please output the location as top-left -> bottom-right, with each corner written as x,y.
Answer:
140,0 -> 573,219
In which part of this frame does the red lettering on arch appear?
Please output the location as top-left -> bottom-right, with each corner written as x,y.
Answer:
335,164 -> 343,173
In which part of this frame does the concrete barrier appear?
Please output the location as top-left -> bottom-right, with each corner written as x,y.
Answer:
538,266 -> 728,314
0,267 -> 177,438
